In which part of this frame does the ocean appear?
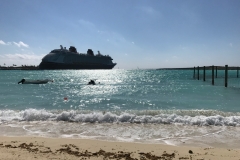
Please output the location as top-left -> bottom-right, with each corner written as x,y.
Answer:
1,69 -> 240,148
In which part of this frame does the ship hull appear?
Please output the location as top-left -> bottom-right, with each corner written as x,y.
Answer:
39,61 -> 116,70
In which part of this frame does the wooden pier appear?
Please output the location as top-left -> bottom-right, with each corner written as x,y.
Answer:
193,65 -> 240,87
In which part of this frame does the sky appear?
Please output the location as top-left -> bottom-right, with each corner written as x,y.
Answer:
0,0 -> 240,69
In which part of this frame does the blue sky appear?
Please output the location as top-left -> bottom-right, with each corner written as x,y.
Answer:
0,0 -> 240,69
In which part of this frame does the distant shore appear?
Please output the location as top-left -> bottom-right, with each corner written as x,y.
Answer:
0,66 -> 39,70
157,66 -> 240,70
156,67 -> 194,70
1,66 -> 239,70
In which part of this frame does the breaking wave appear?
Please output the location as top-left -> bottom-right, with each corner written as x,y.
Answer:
0,109 -> 240,126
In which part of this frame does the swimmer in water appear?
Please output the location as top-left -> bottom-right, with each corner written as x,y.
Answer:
18,79 -> 25,84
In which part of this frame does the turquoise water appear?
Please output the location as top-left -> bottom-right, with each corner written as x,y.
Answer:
1,69 -> 240,148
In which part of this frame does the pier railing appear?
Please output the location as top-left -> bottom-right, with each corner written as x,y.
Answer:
193,65 -> 240,87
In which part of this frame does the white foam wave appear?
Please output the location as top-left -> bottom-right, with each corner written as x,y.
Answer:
0,109 -> 240,126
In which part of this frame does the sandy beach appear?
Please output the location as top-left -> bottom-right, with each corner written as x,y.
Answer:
0,136 -> 239,160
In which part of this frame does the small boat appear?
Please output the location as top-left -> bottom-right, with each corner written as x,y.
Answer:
18,79 -> 53,84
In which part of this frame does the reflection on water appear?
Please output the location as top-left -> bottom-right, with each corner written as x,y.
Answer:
1,69 -> 240,112
1,70 -> 240,148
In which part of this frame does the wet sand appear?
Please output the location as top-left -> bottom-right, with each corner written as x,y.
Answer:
0,136 -> 239,160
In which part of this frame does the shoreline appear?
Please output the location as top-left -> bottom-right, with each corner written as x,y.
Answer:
1,66 -> 239,70
0,67 -> 39,70
0,136 -> 239,160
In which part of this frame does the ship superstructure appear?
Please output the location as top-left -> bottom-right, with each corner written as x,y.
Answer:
39,45 -> 116,69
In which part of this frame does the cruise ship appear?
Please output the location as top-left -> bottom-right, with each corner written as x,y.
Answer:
39,45 -> 117,69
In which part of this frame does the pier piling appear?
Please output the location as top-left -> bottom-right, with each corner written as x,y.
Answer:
203,66 -> 206,81
225,65 -> 228,87
216,66 -> 218,78
193,67 -> 195,79
212,65 -> 214,85
193,65 -> 239,87
198,66 -> 200,80
237,67 -> 239,78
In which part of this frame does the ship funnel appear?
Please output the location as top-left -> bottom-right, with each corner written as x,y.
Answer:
69,46 -> 77,53
87,49 -> 94,56
60,45 -> 63,49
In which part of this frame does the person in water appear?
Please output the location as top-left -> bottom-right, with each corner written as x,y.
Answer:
18,79 -> 25,84
88,80 -> 96,85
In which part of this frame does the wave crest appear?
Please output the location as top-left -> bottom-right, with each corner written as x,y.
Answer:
0,109 -> 240,126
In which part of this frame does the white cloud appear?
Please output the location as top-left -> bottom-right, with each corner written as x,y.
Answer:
77,19 -> 133,47
0,40 -> 6,45
100,31 -> 132,47
0,40 -> 29,47
78,19 -> 95,29
77,19 -> 140,51
229,43 -> 233,47
0,40 -> 12,45
0,53 -> 44,66
138,6 -> 160,17
13,41 -> 29,48
0,53 -> 43,60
